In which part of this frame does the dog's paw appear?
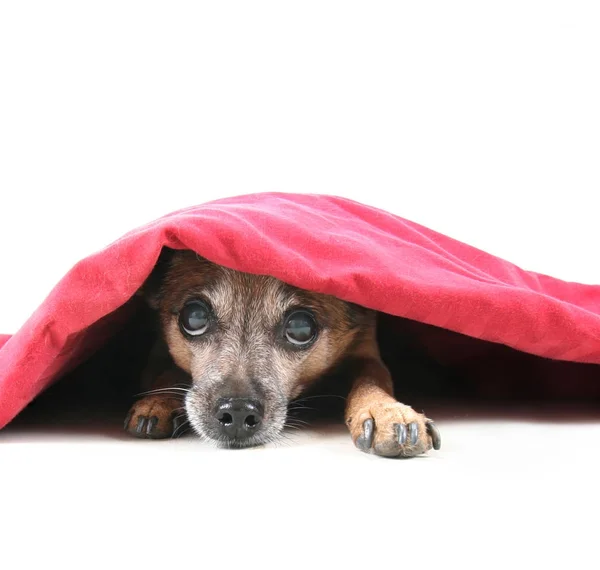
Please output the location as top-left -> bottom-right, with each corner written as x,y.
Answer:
346,402 -> 441,458
124,395 -> 186,439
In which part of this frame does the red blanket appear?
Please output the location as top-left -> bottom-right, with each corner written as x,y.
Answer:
1,192 -> 599,429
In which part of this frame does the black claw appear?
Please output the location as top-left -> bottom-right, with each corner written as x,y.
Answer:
426,420 -> 441,450
135,416 -> 146,435
123,411 -> 132,430
146,416 -> 159,435
172,417 -> 181,436
356,418 -> 374,451
396,423 -> 407,445
409,422 -> 419,445
172,416 -> 184,437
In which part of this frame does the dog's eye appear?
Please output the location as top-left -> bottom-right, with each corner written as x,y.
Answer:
284,311 -> 317,346
179,301 -> 210,336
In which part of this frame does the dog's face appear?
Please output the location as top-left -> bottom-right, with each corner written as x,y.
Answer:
147,250 -> 372,448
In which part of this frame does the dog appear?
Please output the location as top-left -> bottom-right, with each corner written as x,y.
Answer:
124,249 -> 441,457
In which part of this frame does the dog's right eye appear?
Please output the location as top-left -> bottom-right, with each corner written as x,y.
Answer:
179,301 -> 210,337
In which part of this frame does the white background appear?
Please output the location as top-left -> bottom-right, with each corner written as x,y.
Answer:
1,2 -> 599,569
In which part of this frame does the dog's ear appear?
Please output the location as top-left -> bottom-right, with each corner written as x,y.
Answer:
136,247 -> 176,309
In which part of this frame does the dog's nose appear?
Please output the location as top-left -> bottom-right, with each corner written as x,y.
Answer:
214,398 -> 264,439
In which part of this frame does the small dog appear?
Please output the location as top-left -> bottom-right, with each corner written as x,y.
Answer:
124,249 -> 441,457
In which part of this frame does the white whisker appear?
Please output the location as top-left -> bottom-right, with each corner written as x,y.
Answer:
135,386 -> 190,398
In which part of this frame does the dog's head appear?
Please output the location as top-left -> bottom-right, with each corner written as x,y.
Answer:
144,249 -> 372,448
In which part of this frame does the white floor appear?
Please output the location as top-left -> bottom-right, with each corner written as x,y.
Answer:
2,402 -> 599,569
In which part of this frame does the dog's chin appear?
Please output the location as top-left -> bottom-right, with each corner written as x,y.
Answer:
215,431 -> 277,449
193,421 -> 286,449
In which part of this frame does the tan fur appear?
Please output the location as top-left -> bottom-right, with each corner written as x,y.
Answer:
344,337 -> 434,457
124,249 -> 440,456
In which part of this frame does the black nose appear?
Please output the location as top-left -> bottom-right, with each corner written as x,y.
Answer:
214,398 -> 264,439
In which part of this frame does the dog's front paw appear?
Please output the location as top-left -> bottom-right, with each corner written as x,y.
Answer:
346,402 -> 441,458
124,395 -> 186,439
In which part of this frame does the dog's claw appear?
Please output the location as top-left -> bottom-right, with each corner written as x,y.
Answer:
356,418 -> 374,451
135,417 -> 146,434
426,420 -> 441,450
146,416 -> 158,435
409,422 -> 418,446
123,411 -> 132,430
396,423 -> 407,445
172,416 -> 184,438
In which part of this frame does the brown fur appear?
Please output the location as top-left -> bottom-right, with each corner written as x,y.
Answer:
125,249 -> 440,456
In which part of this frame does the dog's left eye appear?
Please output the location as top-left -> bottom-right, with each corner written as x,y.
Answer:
284,310 -> 317,346
179,301 -> 210,336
